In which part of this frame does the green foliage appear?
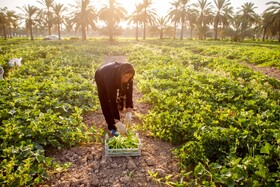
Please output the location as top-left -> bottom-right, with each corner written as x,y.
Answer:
134,40 -> 280,186
0,39 -> 111,186
1,38 -> 280,186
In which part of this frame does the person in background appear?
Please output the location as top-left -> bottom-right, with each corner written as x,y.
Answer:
95,62 -> 135,136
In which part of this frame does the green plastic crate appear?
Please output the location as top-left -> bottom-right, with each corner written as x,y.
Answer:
104,133 -> 142,157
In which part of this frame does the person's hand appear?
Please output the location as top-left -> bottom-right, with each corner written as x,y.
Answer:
115,122 -> 127,135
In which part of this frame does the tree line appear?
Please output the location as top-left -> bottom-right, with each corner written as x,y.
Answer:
0,0 -> 280,42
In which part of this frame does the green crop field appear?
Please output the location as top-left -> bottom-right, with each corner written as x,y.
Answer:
0,38 -> 279,186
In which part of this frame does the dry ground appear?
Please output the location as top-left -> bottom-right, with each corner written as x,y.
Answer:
41,87 -> 181,187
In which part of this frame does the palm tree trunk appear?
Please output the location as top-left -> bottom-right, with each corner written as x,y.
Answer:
8,26 -> 13,38
214,19 -> 218,40
180,23 -> 184,40
48,23 -> 51,35
214,14 -> 220,40
136,22 -> 139,41
30,26 -> 33,40
262,27 -> 267,41
222,25 -> 225,40
29,19 -> 34,40
109,25 -> 113,42
180,12 -> 185,40
109,34 -> 113,41
58,23 -> 61,39
160,29 -> 163,39
82,22 -> 86,41
108,20 -> 114,42
47,10 -> 51,35
174,22 -> 176,39
143,22 -> 146,40
1,23 -> 7,39
48,21 -> 51,35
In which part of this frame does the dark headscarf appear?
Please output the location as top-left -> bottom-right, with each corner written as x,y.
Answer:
117,63 -> 135,77
115,62 -> 135,88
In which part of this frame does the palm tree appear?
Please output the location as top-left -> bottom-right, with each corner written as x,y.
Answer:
71,0 -> 97,41
36,10 -> 49,35
179,0 -> 190,40
237,2 -> 257,40
17,5 -> 39,40
157,16 -> 168,39
168,0 -> 181,39
52,3 -> 67,40
193,0 -> 213,39
139,0 -> 157,39
252,14 -> 263,39
187,8 -> 198,39
64,16 -> 74,35
220,5 -> 233,39
261,12 -> 273,41
37,0 -> 54,35
213,0 -> 231,39
4,10 -> 18,38
0,8 -> 9,39
99,0 -> 127,41
81,0 -> 97,40
265,1 -> 280,41
128,3 -> 144,41
231,14 -> 243,41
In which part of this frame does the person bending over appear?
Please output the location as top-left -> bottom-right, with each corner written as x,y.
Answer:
95,62 -> 135,136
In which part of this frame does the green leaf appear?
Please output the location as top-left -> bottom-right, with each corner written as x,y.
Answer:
210,162 -> 222,169
260,142 -> 271,154
35,155 -> 45,162
44,157 -> 53,166
274,132 -> 280,144
226,178 -> 235,187
252,180 -> 261,187
255,164 -> 269,178
230,157 -> 242,166
194,162 -> 205,175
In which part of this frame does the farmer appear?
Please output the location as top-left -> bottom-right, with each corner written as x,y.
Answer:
95,62 -> 135,136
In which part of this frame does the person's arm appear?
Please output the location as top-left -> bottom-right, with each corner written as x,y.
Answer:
125,80 -> 133,109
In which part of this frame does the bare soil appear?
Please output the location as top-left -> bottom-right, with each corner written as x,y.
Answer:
41,87 -> 181,187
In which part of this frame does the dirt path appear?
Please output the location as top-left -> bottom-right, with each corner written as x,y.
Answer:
241,62 -> 280,80
41,57 -> 181,187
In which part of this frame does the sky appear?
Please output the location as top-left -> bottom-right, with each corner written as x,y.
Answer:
0,0 -> 272,16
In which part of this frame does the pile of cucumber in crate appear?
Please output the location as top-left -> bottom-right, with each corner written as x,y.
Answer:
106,131 -> 139,149
105,121 -> 142,157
